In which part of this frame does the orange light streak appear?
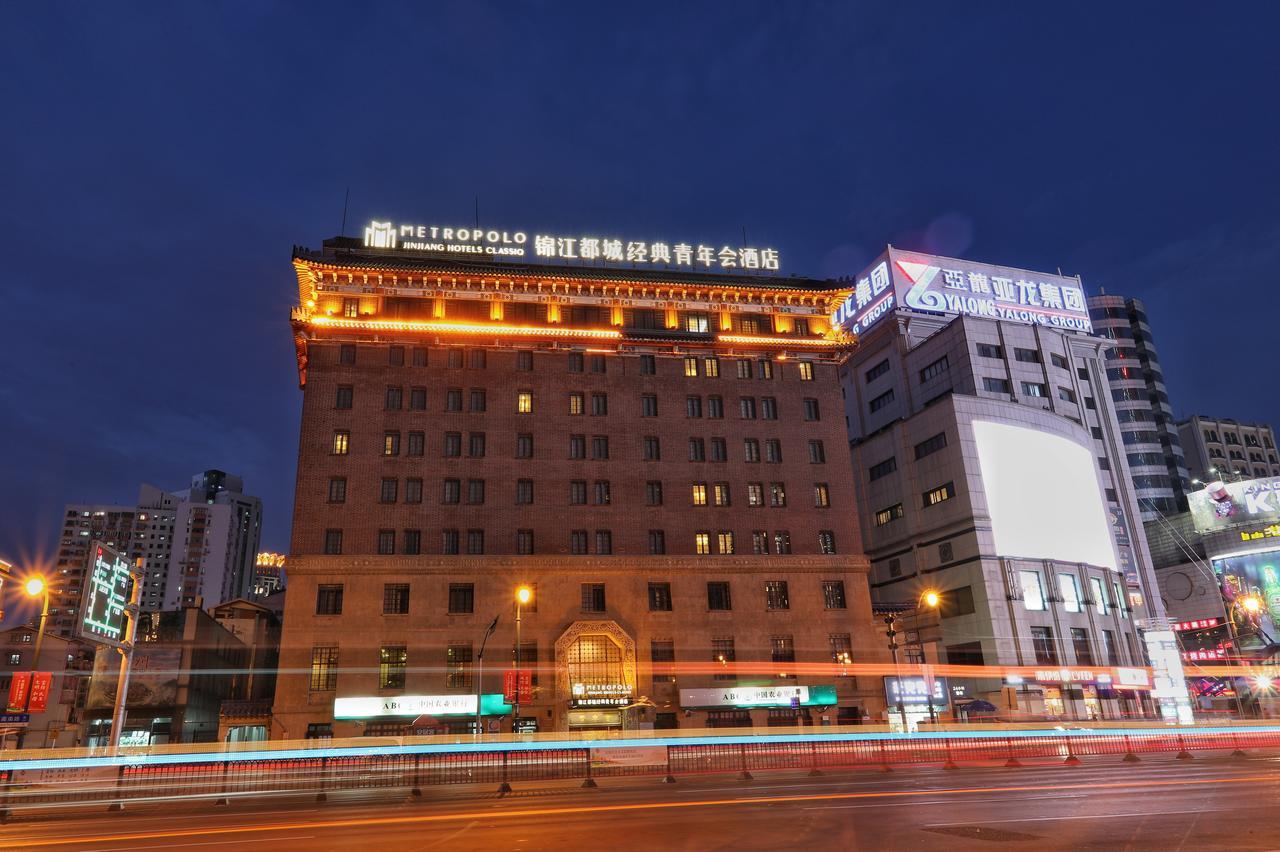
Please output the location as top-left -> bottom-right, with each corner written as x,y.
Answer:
308,316 -> 622,340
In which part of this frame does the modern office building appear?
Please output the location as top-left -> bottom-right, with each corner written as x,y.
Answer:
1177,416 -> 1280,483
52,472 -> 261,635
1086,294 -> 1191,518
833,247 -> 1175,721
273,224 -> 887,737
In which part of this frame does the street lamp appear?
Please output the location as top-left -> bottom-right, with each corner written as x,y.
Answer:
885,589 -> 942,730
23,576 -> 50,689
513,586 -> 532,730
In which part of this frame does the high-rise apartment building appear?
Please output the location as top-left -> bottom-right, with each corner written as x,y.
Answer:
1086,294 -> 1191,518
1177,416 -> 1280,483
274,230 -> 885,737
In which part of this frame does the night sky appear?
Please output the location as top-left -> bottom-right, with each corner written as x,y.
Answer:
4,2 -> 1279,567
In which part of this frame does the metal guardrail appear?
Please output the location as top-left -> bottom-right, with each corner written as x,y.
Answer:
0,723 -> 1277,821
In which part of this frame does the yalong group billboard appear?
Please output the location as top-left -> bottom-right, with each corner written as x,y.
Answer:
830,247 -> 1092,336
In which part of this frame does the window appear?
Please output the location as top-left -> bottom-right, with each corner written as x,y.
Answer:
752,530 -> 769,554
383,431 -> 400,456
1102,630 -> 1120,666
695,531 -> 711,554
875,503 -> 904,526
1059,573 -> 1082,613
590,354 -> 606,373
639,354 -> 656,374
569,393 -> 585,416
1031,626 -> 1057,665
642,395 -> 658,417
316,584 -> 343,615
1051,353 -> 1069,370
332,430 -> 349,455
822,580 -> 847,610
446,645 -> 473,689
983,377 -> 1011,393
685,313 -> 709,333
919,355 -> 949,382
976,343 -> 1002,359
516,433 -> 534,458
1020,570 -> 1045,610
379,478 -> 398,503
593,480 -> 611,505
385,386 -> 403,410
448,583 -> 474,614
1058,387 -> 1077,403
447,350 -> 464,369
865,359 -> 890,383
568,351 -> 584,373
869,457 -> 897,481
591,436 -> 609,459
441,529 -> 459,554
517,392 -> 533,414
868,390 -> 894,413
922,482 -> 955,507
442,478 -> 461,504
887,558 -> 901,577
469,389 -> 486,412
328,477 -> 347,503
648,530 -> 666,554
516,479 -> 534,505
443,432 -> 462,457
684,356 -> 699,377
339,342 -> 356,363
643,436 -> 661,460
768,527 -> 788,555
685,395 -> 704,420
469,350 -> 486,369
467,529 -> 485,554
747,483 -> 764,507
809,440 -> 826,464
412,347 -> 427,367
717,531 -> 735,554
914,432 -> 947,459
1020,381 -> 1047,398
736,359 -> 753,379
569,434 -> 586,459
803,398 -> 820,421
570,530 -> 588,554
712,637 -> 736,680
1090,577 -> 1109,615
939,586 -> 975,617
710,437 -> 728,462
517,529 -> 535,555
689,438 -> 706,461
310,646 -> 338,691
517,350 -> 534,371
814,483 -> 830,507
379,646 -> 407,690
765,580 -> 790,610
446,388 -> 462,411
797,361 -> 814,381
407,431 -> 424,456
376,529 -> 396,555
591,393 -> 608,416
764,439 -> 782,463
649,582 -> 673,612
305,723 -> 333,739
595,530 -> 613,554
771,635 -> 796,675
703,357 -> 719,377
1071,628 -> 1095,666
740,397 -> 757,419
464,431 -> 485,458
770,483 -> 787,507
707,396 -> 724,418
581,583 -> 607,612
335,385 -> 353,409
651,640 -> 675,682
1014,347 -> 1041,364
324,529 -> 343,555
743,439 -> 760,462
691,483 -> 708,506
761,397 -> 778,420
829,633 -> 853,665
403,529 -> 421,555
707,582 -> 732,611
712,482 -> 731,506
818,530 -> 836,553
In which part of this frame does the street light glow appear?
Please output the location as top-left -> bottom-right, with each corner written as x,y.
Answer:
24,577 -> 46,597
516,586 -> 532,605
922,590 -> 940,608
1254,675 -> 1274,690
1242,596 -> 1263,614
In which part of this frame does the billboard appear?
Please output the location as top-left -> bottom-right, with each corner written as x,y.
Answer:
973,421 -> 1118,570
79,543 -> 133,649
1212,548 -> 1280,652
1189,477 -> 1280,534
830,247 -> 1092,336
86,646 -> 180,709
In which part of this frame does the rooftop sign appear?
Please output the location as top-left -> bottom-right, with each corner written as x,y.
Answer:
363,220 -> 781,272
1189,477 -> 1280,534
830,247 -> 1092,335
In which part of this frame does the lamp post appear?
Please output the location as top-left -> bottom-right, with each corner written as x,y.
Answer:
15,577 -> 50,748
885,590 -> 942,730
475,615 -> 499,737
513,587 -> 532,731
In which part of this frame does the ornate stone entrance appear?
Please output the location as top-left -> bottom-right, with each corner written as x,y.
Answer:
555,620 -> 637,728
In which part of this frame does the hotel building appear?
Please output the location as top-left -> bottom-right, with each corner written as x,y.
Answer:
273,232 -> 885,736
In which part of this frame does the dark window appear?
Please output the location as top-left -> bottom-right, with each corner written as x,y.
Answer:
976,343 -> 1002,359
707,396 -> 724,419
446,645 -> 473,689
1021,381 -> 1047,398
516,433 -> 534,458
643,436 -> 661,460
516,479 -> 534,505
765,580 -> 790,610
707,582 -> 732,611
938,541 -> 953,562
409,387 -> 426,410
1031,626 -> 1057,665
919,355 -> 949,383
646,481 -> 664,506
517,350 -> 533,371
446,388 -> 463,411
328,477 -> 347,503
803,398 -> 820,421
591,392 -> 608,416
710,437 -> 728,462
469,389 -> 486,412
639,354 -> 656,374
377,529 -> 395,554
403,529 -> 421,555
516,529 -> 534,554
868,390 -> 894,412
809,440 -> 826,464
443,432 -> 462,457
447,350 -> 464,369
380,478 -> 398,503
323,529 -> 343,554
581,583 -> 606,612
469,349 -> 486,369
689,437 -> 706,461
468,432 -> 486,458
771,635 -> 796,674
774,531 -> 792,554
761,397 -> 778,420
467,529 -> 485,554
412,347 -> 427,367
946,642 -> 985,666
570,480 -> 587,505
594,529 -> 612,554
407,431 -> 424,456
590,354 -> 606,373
339,343 -> 356,364
818,530 -> 837,554
869,456 -> 897,481
648,530 -> 666,554
568,351 -> 584,372
648,582 -> 673,612
764,439 -> 782,463
441,529 -> 459,554
642,395 -> 659,417
442,478 -> 461,504
914,432 -> 947,459
1051,353 -> 1069,370
448,583 -> 474,614
712,638 -> 736,681
385,386 -> 403,410
822,580 -> 847,610
983,377 -> 1011,394
591,436 -> 609,459
1014,347 -> 1041,364
939,586 -> 975,617
316,584 -> 343,615
739,397 -> 756,419
743,439 -> 760,462
569,434 -> 586,459
570,530 -> 588,554
1071,628 -> 1095,666
865,359 -> 890,383
335,385 -> 353,409
651,640 -> 675,683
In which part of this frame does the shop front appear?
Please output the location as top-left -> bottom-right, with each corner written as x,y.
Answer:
556,620 -> 638,731
680,685 -> 840,728
333,693 -> 512,735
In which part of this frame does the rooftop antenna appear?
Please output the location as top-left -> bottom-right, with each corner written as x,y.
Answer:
340,187 -> 350,237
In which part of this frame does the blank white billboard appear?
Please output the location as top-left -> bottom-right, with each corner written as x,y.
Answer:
972,420 -> 1117,569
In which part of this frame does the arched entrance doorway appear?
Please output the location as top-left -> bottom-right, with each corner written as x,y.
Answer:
555,620 -> 637,730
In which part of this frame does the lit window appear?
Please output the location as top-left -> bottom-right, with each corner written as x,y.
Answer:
332,431 -> 349,455
684,356 -> 699,377
798,362 -> 814,381
517,392 -> 533,414
692,484 -> 707,506
695,532 -> 711,555
717,531 -> 735,554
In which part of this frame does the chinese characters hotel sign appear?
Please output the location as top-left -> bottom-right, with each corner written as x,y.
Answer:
830,247 -> 1093,335
364,220 -> 780,272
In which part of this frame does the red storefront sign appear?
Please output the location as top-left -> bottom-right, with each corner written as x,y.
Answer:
503,669 -> 532,704
28,672 -> 52,712
7,672 -> 31,711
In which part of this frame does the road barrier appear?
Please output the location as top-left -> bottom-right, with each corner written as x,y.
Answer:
2,723 -> 1279,820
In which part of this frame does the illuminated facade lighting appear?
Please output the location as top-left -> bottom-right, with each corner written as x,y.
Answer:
716,333 -> 842,348
309,316 -> 623,340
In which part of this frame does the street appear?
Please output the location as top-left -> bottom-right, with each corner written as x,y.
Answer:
5,752 -> 1280,850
